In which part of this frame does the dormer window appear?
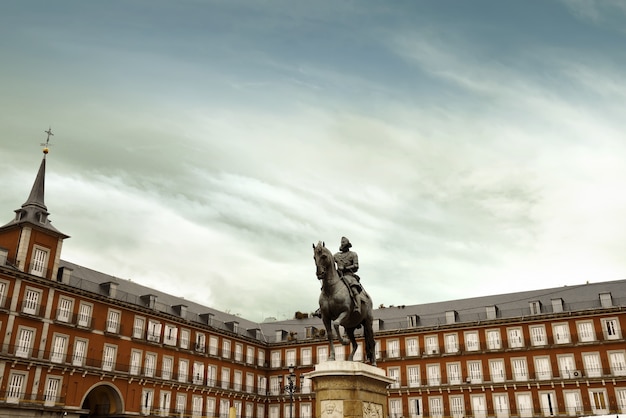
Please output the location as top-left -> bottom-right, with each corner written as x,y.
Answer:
37,212 -> 47,223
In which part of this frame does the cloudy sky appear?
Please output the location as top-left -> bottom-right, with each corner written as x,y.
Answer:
1,1 -> 626,322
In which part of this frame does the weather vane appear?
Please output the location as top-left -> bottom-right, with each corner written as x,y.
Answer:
41,127 -> 54,155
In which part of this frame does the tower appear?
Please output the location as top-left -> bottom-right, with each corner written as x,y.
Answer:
0,129 -> 69,280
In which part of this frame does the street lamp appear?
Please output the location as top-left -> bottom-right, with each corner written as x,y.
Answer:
280,364 -> 302,418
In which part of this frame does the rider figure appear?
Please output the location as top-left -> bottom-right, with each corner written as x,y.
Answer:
334,237 -> 366,315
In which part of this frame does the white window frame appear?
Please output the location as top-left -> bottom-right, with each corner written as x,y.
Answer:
552,322 -> 570,344
44,376 -> 62,407
178,359 -> 189,383
447,362 -> 461,385
130,350 -> 142,375
106,309 -> 121,334
56,297 -> 73,323
72,339 -> 87,366
7,372 -> 26,404
464,331 -> 479,352
222,339 -> 231,358
486,329 -> 501,350
408,365 -> 420,388
30,246 -> 49,277
163,324 -> 178,346
246,346 -> 255,364
444,333 -> 458,353
22,287 -> 41,315
193,361 -> 205,385
15,327 -> 35,358
511,357 -> 528,382
583,352 -> 602,378
468,360 -> 483,383
162,356 -> 173,380
388,367 -> 400,388
77,302 -> 93,328
426,364 -> 441,386
602,317 -> 621,340
425,335 -> 439,354
534,356 -> 552,380
147,319 -> 162,343
609,351 -> 626,376
50,334 -> 68,364
142,388 -> 154,415
576,320 -> 595,342
144,352 -> 157,377
406,337 -> 419,357
180,328 -> 190,349
529,325 -> 547,346
516,392 -> 533,418
507,327 -> 524,348
387,339 -> 400,358
489,359 -> 505,383
102,344 -> 117,372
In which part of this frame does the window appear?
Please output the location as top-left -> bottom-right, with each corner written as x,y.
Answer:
516,393 -> 533,418
529,301 -> 541,315
235,343 -> 243,361
162,356 -> 173,380
144,353 -> 156,377
471,395 -> 487,418
600,292 -> 613,308
557,354 -> 576,379
406,337 -> 419,357
142,389 -> 154,415
486,329 -> 501,350
552,323 -> 570,344
464,331 -> 479,351
564,391 -> 583,416
147,319 -> 162,342
429,397 -> 443,418
353,343 -> 363,361
589,389 -> 609,415
540,391 -> 557,417
234,371 -> 243,391
130,350 -> 142,375
444,333 -> 458,353
317,346 -> 328,363
221,367 -> 230,389
77,302 -> 92,327
193,361 -> 205,385
72,339 -> 87,366
507,327 -> 524,348
180,329 -> 190,349
7,372 -> 26,403
209,336 -> 218,355
390,398 -> 402,418
178,359 -> 189,383
256,405 -> 265,418
176,394 -> 187,417
301,376 -> 312,394
222,339 -> 231,358
258,350 -> 265,367
195,333 -> 206,352
408,366 -> 420,387
246,372 -> 254,393
426,364 -> 441,386
468,361 -> 483,383
15,327 -> 34,358
300,403 -> 312,418
50,334 -> 68,364
447,362 -> 461,385
133,316 -> 145,339
270,376 -> 280,395
246,346 -> 255,364
56,297 -> 73,322
583,352 -> 602,378
486,305 -> 498,320
493,394 -> 509,418
160,391 -> 171,416
489,359 -> 505,383
106,309 -> 121,334
425,335 -> 438,354
44,376 -> 61,407
164,324 -> 178,346
192,395 -> 203,418
551,298 -> 564,313
271,350 -> 281,368
206,397 -> 216,418
616,388 -> 626,414
529,325 -> 547,346
407,314 -> 419,327
257,375 -> 267,395
450,395 -> 464,418
534,357 -> 552,380
0,280 -> 8,309
409,397 -> 423,418
388,367 -> 400,388
602,318 -> 621,340
208,365 -> 217,386
577,321 -> 595,342
512,358 -> 528,381
301,347 -> 312,365
22,287 -> 41,315
609,351 -> 626,376
387,339 -> 400,358
102,345 -> 117,371
30,246 -> 49,277
286,349 -> 296,367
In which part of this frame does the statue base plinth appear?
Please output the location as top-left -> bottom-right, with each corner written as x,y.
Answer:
306,361 -> 394,418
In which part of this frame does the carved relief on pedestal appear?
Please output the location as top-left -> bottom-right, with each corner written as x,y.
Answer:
321,400 -> 344,418
362,402 -> 382,418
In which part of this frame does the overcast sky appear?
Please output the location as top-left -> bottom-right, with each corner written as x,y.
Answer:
1,0 -> 626,322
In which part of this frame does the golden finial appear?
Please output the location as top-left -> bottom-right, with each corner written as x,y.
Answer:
41,127 -> 54,154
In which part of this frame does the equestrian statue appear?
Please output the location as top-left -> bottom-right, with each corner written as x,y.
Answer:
313,237 -> 376,366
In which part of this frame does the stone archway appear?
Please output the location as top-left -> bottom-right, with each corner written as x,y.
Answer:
80,383 -> 124,417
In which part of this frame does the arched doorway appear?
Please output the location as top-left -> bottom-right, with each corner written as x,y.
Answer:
80,383 -> 124,417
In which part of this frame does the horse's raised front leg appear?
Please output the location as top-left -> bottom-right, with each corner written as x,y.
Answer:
333,311 -> 350,346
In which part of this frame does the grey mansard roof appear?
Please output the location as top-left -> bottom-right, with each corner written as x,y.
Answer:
58,259 -> 626,344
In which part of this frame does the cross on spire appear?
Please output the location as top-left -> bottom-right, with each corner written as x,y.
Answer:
41,127 -> 54,155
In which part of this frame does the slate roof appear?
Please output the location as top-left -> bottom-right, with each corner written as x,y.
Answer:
59,259 -> 626,345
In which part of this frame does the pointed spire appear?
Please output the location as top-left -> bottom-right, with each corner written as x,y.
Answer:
21,157 -> 48,212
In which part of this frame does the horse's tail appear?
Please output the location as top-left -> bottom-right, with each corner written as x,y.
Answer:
363,317 -> 376,366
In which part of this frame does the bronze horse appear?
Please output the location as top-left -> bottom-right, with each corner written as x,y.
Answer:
313,241 -> 376,366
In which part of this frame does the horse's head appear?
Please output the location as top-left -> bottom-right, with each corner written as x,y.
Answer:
312,241 -> 334,280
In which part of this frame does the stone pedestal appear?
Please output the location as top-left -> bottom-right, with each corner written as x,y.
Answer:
306,361 -> 394,418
